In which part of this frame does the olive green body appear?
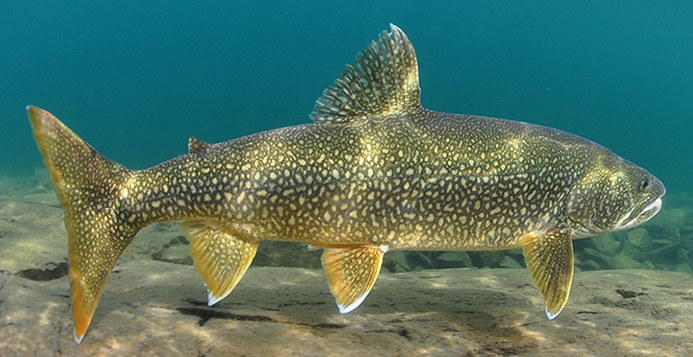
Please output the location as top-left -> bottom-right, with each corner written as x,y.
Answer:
130,108 -> 604,251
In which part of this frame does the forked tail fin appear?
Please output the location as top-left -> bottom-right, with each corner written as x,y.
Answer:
28,106 -> 140,344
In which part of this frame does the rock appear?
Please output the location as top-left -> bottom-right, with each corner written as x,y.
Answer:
685,211 -> 693,225
590,233 -> 621,255
673,262 -> 693,274
253,241 -> 322,269
652,238 -> 674,246
648,208 -> 688,228
405,252 -> 437,270
382,251 -> 411,272
4,261 -> 693,356
470,251 -> 506,268
619,241 -> 639,258
684,233 -> 693,251
648,241 -> 681,258
499,255 -> 523,269
0,196 -> 66,273
682,226 -> 693,237
505,248 -> 524,257
660,226 -> 681,242
627,228 -> 651,249
580,259 -> 601,271
435,251 -> 473,268
152,241 -> 193,265
607,254 -> 645,270
583,248 -> 612,267
583,250 -> 645,270
123,222 -> 188,261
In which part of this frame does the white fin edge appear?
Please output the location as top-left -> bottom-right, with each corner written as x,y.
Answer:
546,308 -> 561,320
73,330 -> 84,344
208,290 -> 225,306
338,293 -> 369,314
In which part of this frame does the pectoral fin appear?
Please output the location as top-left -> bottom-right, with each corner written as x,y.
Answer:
181,220 -> 258,305
522,229 -> 574,320
312,244 -> 387,313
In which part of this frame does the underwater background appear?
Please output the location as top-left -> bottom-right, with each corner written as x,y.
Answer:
1,1 -> 693,273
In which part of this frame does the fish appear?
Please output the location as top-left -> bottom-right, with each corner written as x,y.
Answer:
28,24 -> 665,344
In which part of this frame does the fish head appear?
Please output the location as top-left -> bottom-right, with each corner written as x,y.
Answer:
566,157 -> 665,238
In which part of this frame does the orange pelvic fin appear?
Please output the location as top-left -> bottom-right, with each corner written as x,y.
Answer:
312,244 -> 387,314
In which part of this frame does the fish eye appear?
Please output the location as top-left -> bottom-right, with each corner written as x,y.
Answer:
639,177 -> 650,191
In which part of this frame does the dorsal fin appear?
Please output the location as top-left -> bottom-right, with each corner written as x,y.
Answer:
188,137 -> 211,153
309,24 -> 421,124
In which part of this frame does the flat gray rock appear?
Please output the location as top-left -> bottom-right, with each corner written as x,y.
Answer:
2,261 -> 693,356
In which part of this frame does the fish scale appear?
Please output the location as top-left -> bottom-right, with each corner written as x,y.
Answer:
28,24 -> 664,344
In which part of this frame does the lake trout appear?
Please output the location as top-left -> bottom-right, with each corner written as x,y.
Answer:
28,25 -> 664,344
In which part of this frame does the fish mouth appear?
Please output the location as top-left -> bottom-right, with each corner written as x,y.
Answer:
617,197 -> 662,231
641,198 -> 662,216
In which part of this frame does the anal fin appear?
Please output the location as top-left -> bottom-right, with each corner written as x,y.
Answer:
522,229 -> 574,320
312,244 -> 387,314
181,220 -> 258,305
